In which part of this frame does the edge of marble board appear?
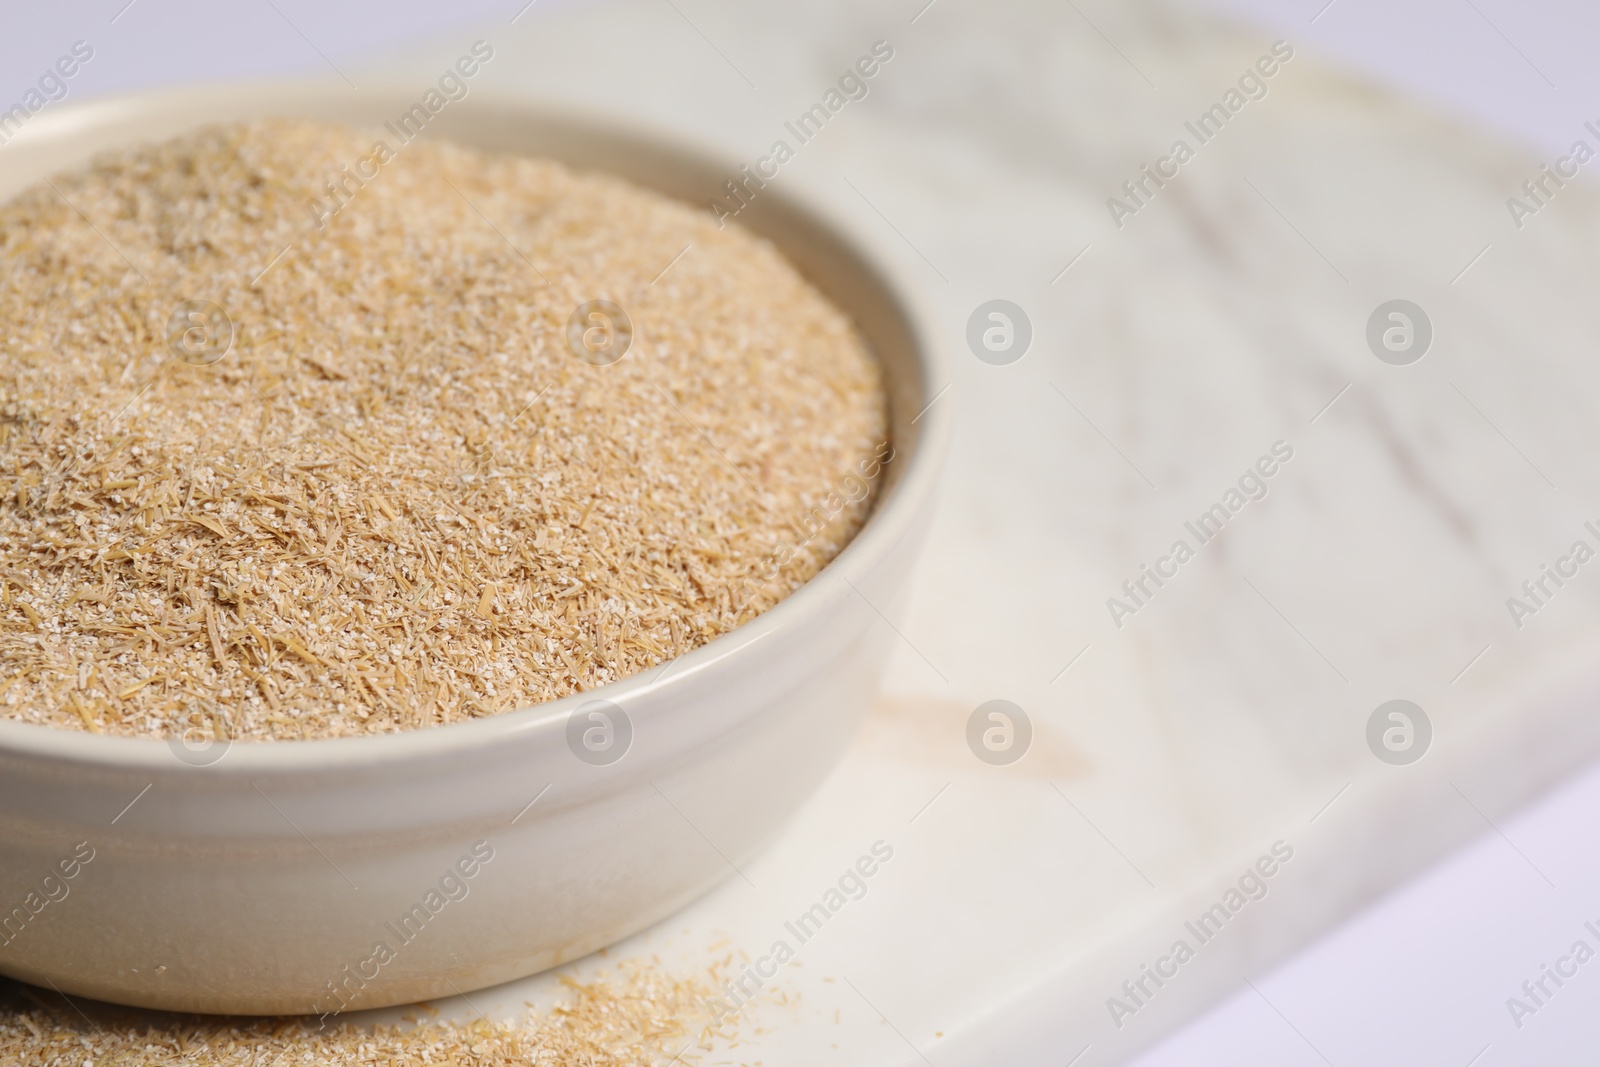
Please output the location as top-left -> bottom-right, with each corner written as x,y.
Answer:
913,647 -> 1600,1067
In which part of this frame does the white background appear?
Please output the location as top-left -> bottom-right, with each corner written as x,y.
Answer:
6,1 -> 1600,1062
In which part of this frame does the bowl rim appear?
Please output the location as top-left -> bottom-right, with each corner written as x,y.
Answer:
0,82 -> 954,772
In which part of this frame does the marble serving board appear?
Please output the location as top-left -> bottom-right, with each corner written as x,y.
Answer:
339,0 -> 1600,1062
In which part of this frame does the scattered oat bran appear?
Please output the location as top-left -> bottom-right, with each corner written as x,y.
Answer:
0,119 -> 886,740
0,962 -> 732,1066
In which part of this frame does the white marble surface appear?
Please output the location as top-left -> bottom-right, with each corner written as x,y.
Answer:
12,0 -> 1600,1063
343,1 -> 1600,1063
1131,752 -> 1600,1067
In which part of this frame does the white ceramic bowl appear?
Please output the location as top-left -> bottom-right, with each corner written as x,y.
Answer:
0,85 -> 949,1015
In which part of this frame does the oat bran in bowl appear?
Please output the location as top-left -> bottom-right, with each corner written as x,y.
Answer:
0,116 -> 884,742
0,85 -> 950,1015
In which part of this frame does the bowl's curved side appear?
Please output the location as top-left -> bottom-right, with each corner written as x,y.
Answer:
0,84 -> 952,1013
0,571 -> 912,1013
